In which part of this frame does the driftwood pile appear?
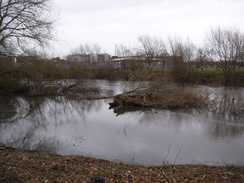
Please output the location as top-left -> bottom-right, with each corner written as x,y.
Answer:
109,86 -> 206,109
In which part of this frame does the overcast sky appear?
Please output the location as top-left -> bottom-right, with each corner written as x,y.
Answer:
51,0 -> 244,58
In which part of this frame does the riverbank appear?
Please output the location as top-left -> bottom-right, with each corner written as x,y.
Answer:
1,61 -> 244,96
1,145 -> 243,183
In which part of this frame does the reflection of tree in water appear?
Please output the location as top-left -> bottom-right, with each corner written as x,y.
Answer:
0,96 -> 17,120
208,92 -> 243,121
205,88 -> 244,137
0,96 -> 103,151
0,96 -> 30,122
136,108 -> 200,126
137,87 -> 244,138
111,106 -> 149,116
5,96 -> 103,125
129,103 -> 244,140
208,121 -> 244,139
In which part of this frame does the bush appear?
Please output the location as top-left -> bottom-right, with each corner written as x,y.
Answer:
0,57 -> 82,95
0,57 -> 27,93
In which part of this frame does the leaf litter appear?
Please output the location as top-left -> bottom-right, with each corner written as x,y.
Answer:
0,145 -> 243,183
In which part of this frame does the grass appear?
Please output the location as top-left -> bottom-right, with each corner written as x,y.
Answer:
191,67 -> 244,72
1,145 -> 243,183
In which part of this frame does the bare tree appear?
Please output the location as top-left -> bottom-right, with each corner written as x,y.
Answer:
72,44 -> 88,55
68,43 -> 103,63
0,0 -> 55,55
92,43 -> 101,54
184,38 -> 197,63
167,36 -> 197,64
205,27 -> 244,71
115,44 -> 133,57
195,48 -> 208,70
71,43 -> 102,55
137,35 -> 167,68
168,36 -> 184,58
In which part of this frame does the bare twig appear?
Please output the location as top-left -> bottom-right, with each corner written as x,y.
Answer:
163,144 -> 171,165
174,145 -> 182,164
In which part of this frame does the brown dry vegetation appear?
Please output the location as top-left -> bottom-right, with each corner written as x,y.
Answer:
169,67 -> 244,87
1,56 -> 244,97
0,58 -> 86,96
1,145 -> 244,183
92,67 -> 244,87
109,80 -> 207,110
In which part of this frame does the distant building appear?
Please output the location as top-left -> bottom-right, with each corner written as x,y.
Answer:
97,54 -> 110,62
107,56 -> 182,70
52,57 -> 71,69
67,54 -> 91,62
66,53 -> 110,69
67,53 -> 110,63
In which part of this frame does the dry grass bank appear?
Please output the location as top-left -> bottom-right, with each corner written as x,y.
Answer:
0,146 -> 243,183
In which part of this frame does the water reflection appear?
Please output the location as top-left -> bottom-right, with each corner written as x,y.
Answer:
0,81 -> 243,166
0,96 -> 24,121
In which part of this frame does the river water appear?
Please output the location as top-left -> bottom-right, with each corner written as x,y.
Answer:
0,80 -> 243,166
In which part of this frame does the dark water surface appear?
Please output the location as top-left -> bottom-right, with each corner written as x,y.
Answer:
0,80 -> 243,165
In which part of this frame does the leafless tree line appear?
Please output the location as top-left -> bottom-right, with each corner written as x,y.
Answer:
204,27 -> 244,70
108,28 -> 243,70
71,43 -> 102,55
70,27 -> 244,70
0,0 -> 243,71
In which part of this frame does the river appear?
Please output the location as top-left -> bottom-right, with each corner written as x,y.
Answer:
0,80 -> 243,165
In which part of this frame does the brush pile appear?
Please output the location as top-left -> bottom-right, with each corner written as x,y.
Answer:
109,84 -> 206,109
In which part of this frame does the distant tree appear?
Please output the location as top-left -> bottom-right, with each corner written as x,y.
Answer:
167,36 -> 184,58
68,43 -> 103,63
0,0 -> 55,55
71,43 -> 102,55
137,35 -> 167,68
183,38 -> 197,64
195,48 -> 208,70
115,44 -> 133,57
92,43 -> 102,54
167,36 -> 197,66
205,27 -> 244,71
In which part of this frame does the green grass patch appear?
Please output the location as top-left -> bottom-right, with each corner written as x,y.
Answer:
192,67 -> 244,72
